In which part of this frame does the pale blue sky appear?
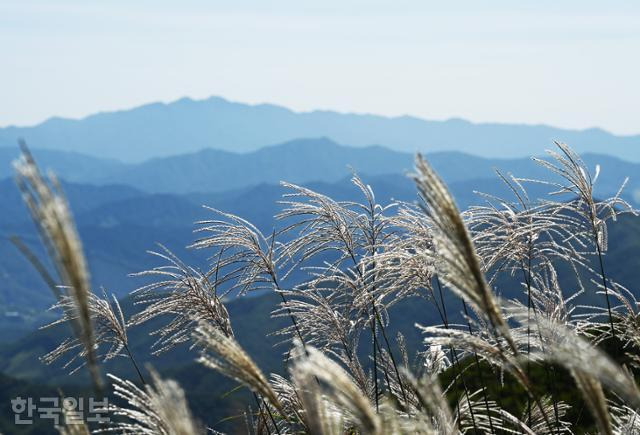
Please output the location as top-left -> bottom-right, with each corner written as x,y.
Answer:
1,1 -> 639,134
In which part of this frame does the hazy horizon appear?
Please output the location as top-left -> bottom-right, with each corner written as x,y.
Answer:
2,94 -> 639,139
2,1 -> 639,134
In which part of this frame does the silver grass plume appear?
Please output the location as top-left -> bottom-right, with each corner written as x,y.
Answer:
190,207 -> 282,295
524,261 -> 579,326
287,364 -> 344,434
416,323 -> 521,379
532,142 -> 634,233
14,143 -> 103,393
576,281 -> 640,355
454,389 -> 523,434
491,395 -> 571,435
533,141 -> 636,336
276,182 -> 362,272
399,369 -> 456,434
369,203 -> 439,304
290,344 -> 381,434
130,245 -> 233,354
518,395 -> 572,435
193,319 -> 284,415
421,343 -> 451,375
513,305 -> 640,434
411,154 -> 517,353
269,373 -> 308,429
466,170 -> 588,284
41,290 -> 130,372
274,270 -> 367,353
277,177 -> 397,298
98,370 -> 201,434
190,206 -> 310,360
273,281 -> 372,396
610,402 -> 640,435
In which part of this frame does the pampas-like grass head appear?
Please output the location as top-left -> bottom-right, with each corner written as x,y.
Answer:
411,154 -> 516,352
14,143 -> 103,393
290,344 -> 381,434
193,319 -> 283,415
41,290 -> 129,372
99,369 -> 201,434
130,245 -> 233,354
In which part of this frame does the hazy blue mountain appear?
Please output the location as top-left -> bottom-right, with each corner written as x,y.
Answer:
105,142 -> 640,200
98,138 -> 415,193
1,96 -> 638,162
97,138 -> 563,193
0,177 -> 144,228
0,146 -> 125,181
2,139 -> 638,199
0,180 -> 205,338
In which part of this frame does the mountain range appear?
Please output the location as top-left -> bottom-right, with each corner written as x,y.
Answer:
0,138 -> 638,200
1,96 -> 639,162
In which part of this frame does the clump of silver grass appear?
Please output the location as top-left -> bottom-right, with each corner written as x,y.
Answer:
276,177 -> 408,410
273,279 -> 371,395
190,207 -> 307,349
276,181 -> 362,272
368,203 -> 441,307
466,169 -> 588,286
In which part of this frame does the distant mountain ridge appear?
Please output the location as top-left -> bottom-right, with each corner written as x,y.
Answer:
1,96 -> 638,162
1,138 -> 637,196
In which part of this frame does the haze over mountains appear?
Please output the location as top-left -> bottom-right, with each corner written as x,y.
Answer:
2,96 -> 640,433
0,138 -> 638,199
1,96 -> 639,162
